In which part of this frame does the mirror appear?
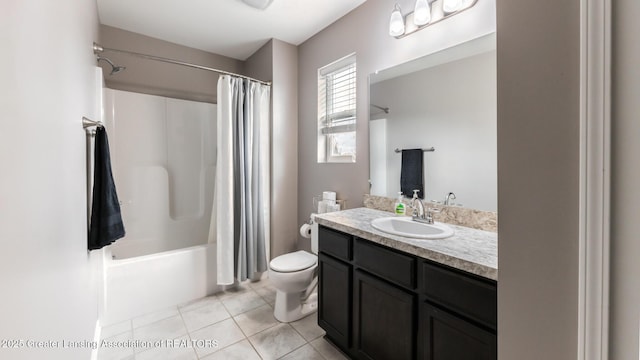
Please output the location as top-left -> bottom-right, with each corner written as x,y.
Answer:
369,33 -> 496,211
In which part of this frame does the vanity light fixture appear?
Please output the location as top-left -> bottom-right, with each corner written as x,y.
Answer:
389,4 -> 405,37
442,0 -> 462,13
413,0 -> 431,26
389,0 -> 478,39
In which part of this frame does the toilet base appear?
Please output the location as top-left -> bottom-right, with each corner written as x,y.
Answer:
273,289 -> 318,323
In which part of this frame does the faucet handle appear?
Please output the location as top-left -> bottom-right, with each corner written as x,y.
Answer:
424,207 -> 440,224
412,189 -> 420,199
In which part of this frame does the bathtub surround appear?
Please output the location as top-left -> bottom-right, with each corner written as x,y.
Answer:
88,127 -> 125,250
100,89 -> 222,325
104,89 -> 217,258
215,75 -> 271,285
363,194 -> 497,232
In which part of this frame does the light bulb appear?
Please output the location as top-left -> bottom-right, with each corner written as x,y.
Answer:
443,0 -> 462,13
389,4 -> 405,37
413,0 -> 431,26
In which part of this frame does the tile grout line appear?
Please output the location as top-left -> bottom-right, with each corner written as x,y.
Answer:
228,289 -> 281,359
190,286 -> 265,359
175,306 -> 199,360
180,299 -> 244,360
274,340 -> 311,360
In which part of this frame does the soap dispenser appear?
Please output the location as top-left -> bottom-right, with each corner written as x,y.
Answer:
394,192 -> 406,216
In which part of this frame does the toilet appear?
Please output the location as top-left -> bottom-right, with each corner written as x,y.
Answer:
269,217 -> 319,322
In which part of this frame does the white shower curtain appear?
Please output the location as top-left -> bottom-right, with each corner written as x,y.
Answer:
213,75 -> 271,285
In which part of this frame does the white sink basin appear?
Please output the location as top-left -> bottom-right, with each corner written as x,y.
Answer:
370,217 -> 454,239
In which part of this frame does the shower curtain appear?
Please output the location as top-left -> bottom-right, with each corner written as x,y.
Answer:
213,75 -> 271,285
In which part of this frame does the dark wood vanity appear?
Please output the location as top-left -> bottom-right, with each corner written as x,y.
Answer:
317,225 -> 497,360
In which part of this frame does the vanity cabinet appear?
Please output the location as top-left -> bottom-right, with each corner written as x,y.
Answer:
318,226 -> 353,351
318,253 -> 351,350
353,269 -> 415,360
419,262 -> 497,360
317,225 -> 497,360
420,302 -> 496,360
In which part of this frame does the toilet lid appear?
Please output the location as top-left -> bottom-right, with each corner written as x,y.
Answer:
270,250 -> 317,272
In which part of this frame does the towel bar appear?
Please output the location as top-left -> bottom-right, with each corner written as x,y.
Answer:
82,116 -> 103,129
394,147 -> 435,153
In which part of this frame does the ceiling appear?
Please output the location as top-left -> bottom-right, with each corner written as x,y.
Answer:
97,0 -> 367,61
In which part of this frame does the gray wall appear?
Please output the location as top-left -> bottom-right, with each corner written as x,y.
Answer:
0,0 -> 101,359
497,0 -> 581,358
99,25 -> 243,103
297,0 -> 495,234
610,0 -> 640,357
245,40 -> 300,258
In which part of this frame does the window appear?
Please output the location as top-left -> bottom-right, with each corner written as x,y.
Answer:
318,54 -> 356,163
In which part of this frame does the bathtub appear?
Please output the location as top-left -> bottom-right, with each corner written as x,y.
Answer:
100,243 -> 219,326
100,89 -> 220,326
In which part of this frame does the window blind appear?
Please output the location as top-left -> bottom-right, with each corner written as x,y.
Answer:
319,61 -> 356,135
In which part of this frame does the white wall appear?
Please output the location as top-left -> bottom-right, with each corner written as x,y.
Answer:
0,1 -> 101,359
370,50 -> 497,211
610,0 -> 640,357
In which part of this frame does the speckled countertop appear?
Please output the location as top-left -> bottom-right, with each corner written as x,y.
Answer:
315,207 -> 498,281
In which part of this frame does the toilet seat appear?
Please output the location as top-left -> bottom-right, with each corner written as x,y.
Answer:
270,250 -> 317,273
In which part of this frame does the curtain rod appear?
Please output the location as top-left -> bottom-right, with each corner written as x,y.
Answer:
93,43 -> 271,86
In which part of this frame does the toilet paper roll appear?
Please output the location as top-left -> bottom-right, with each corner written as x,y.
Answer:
300,223 -> 312,238
323,191 -> 336,201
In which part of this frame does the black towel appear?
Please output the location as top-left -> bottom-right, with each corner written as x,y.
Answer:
400,149 -> 424,199
88,127 -> 125,250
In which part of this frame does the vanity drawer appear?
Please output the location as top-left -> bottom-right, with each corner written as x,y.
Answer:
318,226 -> 352,261
354,238 -> 416,289
421,261 -> 497,329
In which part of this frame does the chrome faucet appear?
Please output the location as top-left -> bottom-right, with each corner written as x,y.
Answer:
411,190 -> 439,224
444,192 -> 457,206
411,190 -> 425,220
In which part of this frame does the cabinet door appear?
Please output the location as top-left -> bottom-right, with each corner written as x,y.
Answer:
318,253 -> 351,350
354,270 -> 415,360
420,302 -> 496,360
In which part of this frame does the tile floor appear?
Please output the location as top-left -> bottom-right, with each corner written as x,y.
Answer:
98,279 -> 349,360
